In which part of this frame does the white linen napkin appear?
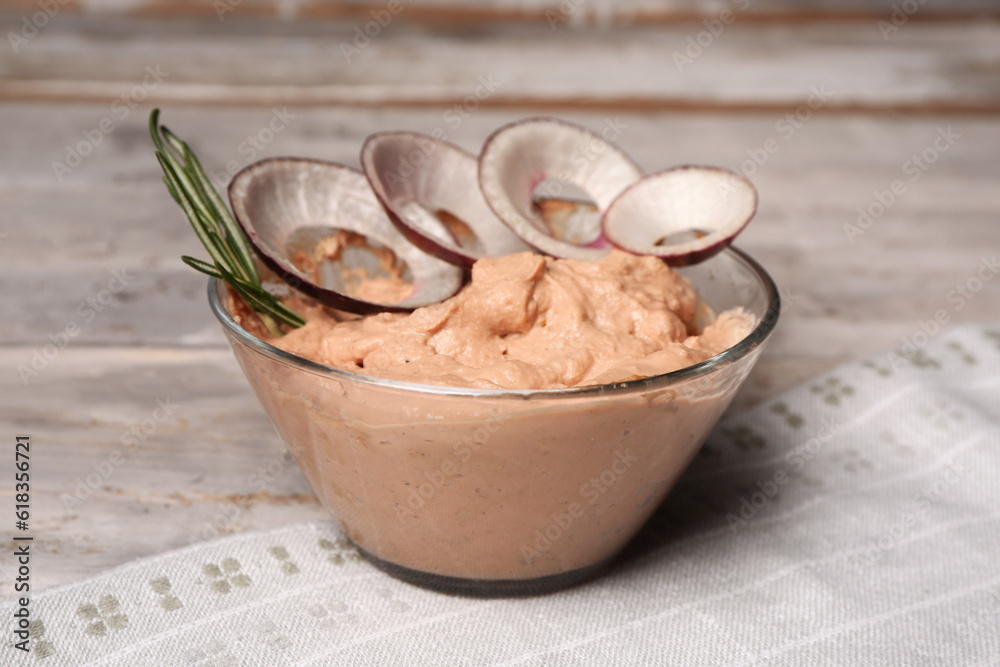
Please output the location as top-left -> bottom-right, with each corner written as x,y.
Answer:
5,323 -> 999,666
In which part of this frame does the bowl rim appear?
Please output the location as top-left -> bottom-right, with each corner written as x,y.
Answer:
207,245 -> 780,399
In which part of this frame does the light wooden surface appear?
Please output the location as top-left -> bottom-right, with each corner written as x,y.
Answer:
1,1 -> 998,595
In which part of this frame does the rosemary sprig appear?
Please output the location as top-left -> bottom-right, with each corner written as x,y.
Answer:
149,109 -> 305,334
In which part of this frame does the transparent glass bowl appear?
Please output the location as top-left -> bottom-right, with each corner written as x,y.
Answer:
208,246 -> 779,597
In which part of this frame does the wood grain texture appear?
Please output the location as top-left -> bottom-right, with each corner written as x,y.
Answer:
2,0 -> 999,24
2,17 -> 1000,112
0,348 -> 327,592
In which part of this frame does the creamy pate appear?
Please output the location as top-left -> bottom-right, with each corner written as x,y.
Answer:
272,249 -> 753,389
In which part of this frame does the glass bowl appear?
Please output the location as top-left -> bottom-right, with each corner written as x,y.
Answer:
207,246 -> 779,597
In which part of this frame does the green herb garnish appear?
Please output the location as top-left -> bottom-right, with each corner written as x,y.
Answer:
149,109 -> 304,335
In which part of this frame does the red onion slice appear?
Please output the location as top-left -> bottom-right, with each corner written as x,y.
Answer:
228,157 -> 464,314
478,117 -> 643,261
361,131 -> 531,267
602,166 -> 758,266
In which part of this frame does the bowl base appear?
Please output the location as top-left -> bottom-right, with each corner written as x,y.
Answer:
358,547 -> 613,598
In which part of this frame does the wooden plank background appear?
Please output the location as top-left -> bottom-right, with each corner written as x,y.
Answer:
1,0 -> 998,593
2,16 -> 1000,113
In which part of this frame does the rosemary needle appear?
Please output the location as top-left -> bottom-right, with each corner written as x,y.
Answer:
149,109 -> 305,333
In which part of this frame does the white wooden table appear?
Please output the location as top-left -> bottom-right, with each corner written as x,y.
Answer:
1,0 -> 998,595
